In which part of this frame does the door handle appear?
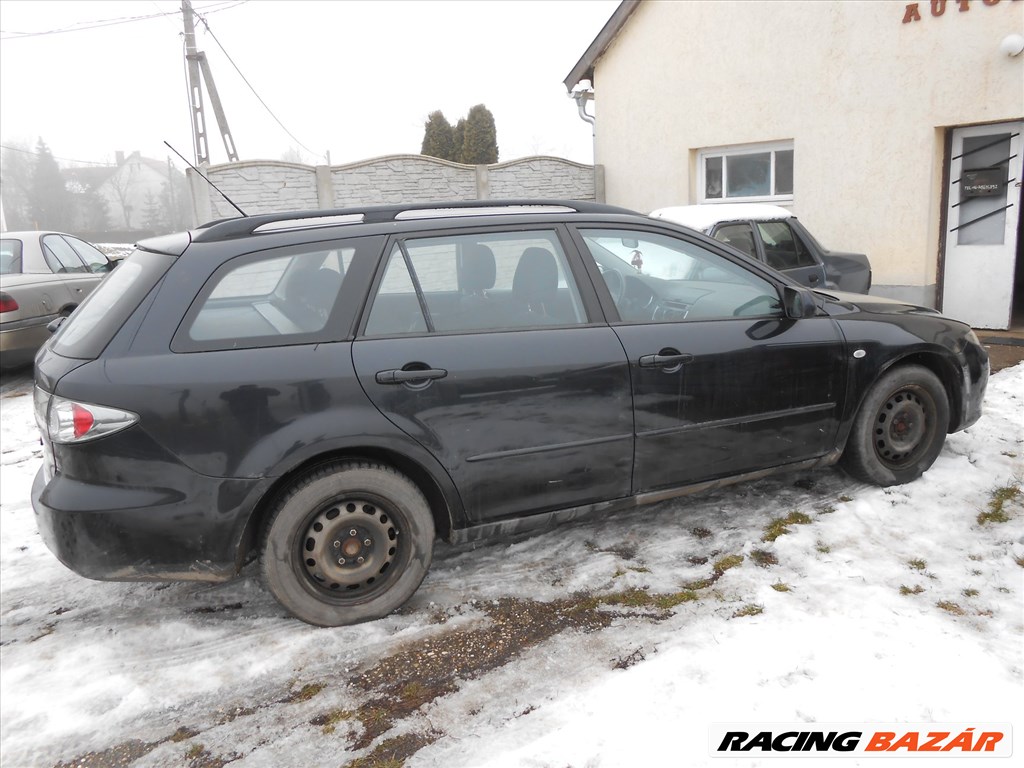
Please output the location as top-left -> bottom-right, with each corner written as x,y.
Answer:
375,368 -> 448,385
638,353 -> 693,368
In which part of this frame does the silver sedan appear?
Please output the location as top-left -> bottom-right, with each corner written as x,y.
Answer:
1,231 -> 114,369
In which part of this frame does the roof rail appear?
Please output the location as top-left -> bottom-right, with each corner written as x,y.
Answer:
190,199 -> 638,242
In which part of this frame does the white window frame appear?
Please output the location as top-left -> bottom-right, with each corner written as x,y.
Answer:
698,140 -> 794,204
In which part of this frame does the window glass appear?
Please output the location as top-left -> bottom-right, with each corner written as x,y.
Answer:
42,235 -> 88,273
66,236 -> 111,273
713,224 -> 757,258
774,149 -> 794,195
756,221 -> 817,270
364,231 -> 586,336
0,239 -> 23,274
364,244 -> 427,336
186,245 -> 354,343
726,153 -> 771,197
581,228 -> 782,323
705,156 -> 723,199
957,134 -> 1010,246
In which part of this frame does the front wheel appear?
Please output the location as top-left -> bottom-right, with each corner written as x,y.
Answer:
261,461 -> 435,626
841,365 -> 950,486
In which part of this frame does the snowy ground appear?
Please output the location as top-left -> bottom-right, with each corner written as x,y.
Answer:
1,366 -> 1022,768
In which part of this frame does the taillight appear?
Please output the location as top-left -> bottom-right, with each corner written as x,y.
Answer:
47,395 -> 138,444
0,292 -> 18,313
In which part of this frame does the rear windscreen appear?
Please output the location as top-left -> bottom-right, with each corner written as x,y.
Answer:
51,249 -> 175,360
0,239 -> 23,274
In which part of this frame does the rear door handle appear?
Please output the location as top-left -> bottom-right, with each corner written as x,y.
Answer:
638,353 -> 693,368
375,368 -> 448,384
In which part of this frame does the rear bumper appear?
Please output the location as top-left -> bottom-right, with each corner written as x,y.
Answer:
32,466 -> 263,582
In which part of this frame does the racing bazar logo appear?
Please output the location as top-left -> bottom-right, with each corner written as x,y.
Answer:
709,724 -> 1012,757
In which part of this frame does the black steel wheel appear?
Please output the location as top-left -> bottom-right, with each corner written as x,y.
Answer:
261,461 -> 435,626
841,364 -> 950,486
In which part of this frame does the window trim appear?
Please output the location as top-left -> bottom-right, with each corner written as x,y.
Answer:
698,141 -> 795,204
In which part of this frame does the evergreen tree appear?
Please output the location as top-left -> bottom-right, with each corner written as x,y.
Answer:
0,143 -> 34,230
459,104 -> 498,164
28,139 -> 72,230
142,190 -> 167,233
79,186 -> 110,232
421,110 -> 455,161
452,118 -> 466,165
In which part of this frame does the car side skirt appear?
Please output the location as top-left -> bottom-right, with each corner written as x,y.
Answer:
449,450 -> 843,545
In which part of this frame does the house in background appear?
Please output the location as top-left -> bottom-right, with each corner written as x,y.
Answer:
66,151 -> 188,238
565,0 -> 1024,329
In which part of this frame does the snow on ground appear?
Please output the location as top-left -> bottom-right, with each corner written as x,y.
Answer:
1,366 -> 1022,768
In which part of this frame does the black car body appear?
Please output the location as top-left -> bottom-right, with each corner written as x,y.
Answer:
31,201 -> 987,625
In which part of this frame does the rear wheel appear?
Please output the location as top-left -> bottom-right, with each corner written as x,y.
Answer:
261,461 -> 435,626
841,365 -> 949,486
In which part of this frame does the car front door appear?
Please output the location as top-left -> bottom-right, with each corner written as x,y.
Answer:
574,226 -> 846,492
351,227 -> 634,523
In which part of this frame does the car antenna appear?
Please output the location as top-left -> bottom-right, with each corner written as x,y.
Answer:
163,141 -> 247,217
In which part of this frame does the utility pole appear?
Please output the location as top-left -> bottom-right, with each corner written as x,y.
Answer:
181,0 -> 238,165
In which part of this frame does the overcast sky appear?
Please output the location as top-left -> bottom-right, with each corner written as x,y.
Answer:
0,0 -> 616,171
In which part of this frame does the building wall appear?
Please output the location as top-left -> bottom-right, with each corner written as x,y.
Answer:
193,155 -> 600,222
593,0 -> 1024,302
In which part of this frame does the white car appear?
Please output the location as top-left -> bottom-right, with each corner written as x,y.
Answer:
0,231 -> 114,369
650,204 -> 871,294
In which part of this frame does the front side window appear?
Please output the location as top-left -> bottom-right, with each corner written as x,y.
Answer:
580,228 -> 782,323
364,230 -> 587,336
700,142 -> 794,203
756,221 -> 817,270
179,243 -> 357,349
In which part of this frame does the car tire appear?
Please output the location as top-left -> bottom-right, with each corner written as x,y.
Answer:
841,364 -> 950,486
261,461 -> 435,626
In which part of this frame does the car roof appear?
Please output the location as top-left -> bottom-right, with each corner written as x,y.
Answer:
649,204 -> 793,232
0,231 -> 66,239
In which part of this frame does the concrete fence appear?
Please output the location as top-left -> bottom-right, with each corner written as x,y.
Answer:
188,154 -> 604,224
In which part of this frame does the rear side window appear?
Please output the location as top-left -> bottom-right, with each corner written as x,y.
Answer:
0,239 -> 22,273
41,235 -> 89,273
174,238 -> 378,352
52,249 -> 175,359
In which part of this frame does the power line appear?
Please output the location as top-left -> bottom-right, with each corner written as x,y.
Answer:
0,1 -> 247,40
0,144 -> 116,167
193,8 -> 318,159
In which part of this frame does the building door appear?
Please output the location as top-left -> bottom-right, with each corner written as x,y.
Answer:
941,122 -> 1023,330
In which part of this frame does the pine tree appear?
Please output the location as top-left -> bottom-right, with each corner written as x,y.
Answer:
0,143 -> 34,230
459,104 -> 498,165
28,139 -> 72,230
452,118 -> 466,164
421,111 -> 455,161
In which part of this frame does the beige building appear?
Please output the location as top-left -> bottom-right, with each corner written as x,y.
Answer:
565,0 -> 1024,328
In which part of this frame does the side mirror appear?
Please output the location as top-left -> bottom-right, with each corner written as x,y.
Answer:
47,316 -> 67,334
783,285 -> 817,319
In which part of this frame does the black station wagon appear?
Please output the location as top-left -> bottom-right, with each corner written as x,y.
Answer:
31,201 -> 988,626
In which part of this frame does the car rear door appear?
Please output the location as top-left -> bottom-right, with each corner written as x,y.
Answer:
39,234 -> 102,306
573,225 -> 846,492
351,226 -> 634,524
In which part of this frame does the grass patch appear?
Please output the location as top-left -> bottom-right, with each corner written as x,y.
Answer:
818,505 -> 836,515
732,604 -> 763,618
815,541 -> 831,554
347,730 -> 443,768
838,495 -> 854,503
907,558 -> 927,571
1015,555 -> 1024,569
311,708 -> 356,735
962,588 -> 979,598
713,554 -> 744,575
611,567 -> 626,579
899,585 -> 924,596
762,511 -> 813,542
185,744 -> 204,759
770,582 -> 791,592
750,549 -> 778,568
691,526 -> 713,540
936,600 -> 966,616
978,484 -> 1020,525
283,682 -> 326,703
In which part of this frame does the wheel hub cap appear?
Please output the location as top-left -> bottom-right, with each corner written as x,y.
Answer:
875,390 -> 928,464
302,499 -> 399,594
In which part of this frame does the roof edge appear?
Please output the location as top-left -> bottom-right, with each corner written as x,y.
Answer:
562,0 -> 641,91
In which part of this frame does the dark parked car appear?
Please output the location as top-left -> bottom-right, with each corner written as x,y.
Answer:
31,201 -> 987,626
650,204 -> 872,294
0,231 -> 115,369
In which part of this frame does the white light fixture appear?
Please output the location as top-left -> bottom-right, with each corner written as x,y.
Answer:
999,33 -> 1024,57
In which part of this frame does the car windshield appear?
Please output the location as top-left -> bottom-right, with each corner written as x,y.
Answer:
0,239 -> 23,274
